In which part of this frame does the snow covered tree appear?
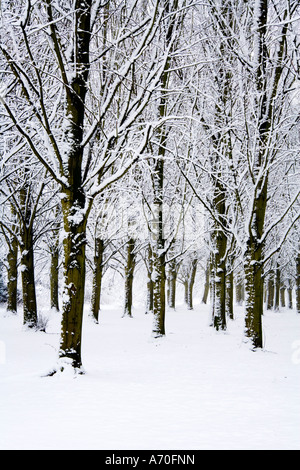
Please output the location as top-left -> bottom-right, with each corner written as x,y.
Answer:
1,205 -> 18,314
1,0 -> 192,371
177,0 -> 299,343
240,0 -> 299,347
0,148 -> 53,327
0,0 -> 299,377
0,260 -> 7,304
149,0 -> 182,337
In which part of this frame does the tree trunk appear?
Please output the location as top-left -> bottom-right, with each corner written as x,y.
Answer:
201,261 -> 210,304
235,274 -> 244,305
152,242 -> 166,337
20,229 -> 37,328
244,172 -> 267,349
151,198 -> 166,337
151,81 -> 166,336
288,279 -> 293,310
7,236 -> 18,314
50,238 -> 60,312
226,268 -> 234,320
213,262 -> 227,331
90,238 -> 104,323
280,286 -> 286,308
145,245 -> 153,314
211,234 -> 227,331
167,259 -> 177,309
184,279 -> 189,305
296,249 -> 300,314
58,64 -> 90,370
209,253 -> 215,326
187,257 -> 197,310
244,242 -> 264,349
274,263 -> 280,311
151,174 -> 166,336
19,166 -> 38,328
146,274 -> 154,315
267,271 -> 274,310
59,194 -> 87,371
123,238 -> 136,318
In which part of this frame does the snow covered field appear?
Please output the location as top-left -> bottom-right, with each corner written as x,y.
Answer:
1,299 -> 300,450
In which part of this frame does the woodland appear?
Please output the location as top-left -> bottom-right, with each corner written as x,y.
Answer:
0,0 -> 299,377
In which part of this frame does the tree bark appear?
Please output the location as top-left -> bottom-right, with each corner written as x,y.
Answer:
226,267 -> 234,320
90,238 -> 104,323
235,274 -> 244,305
212,257 -> 227,331
288,278 -> 293,310
150,139 -> 166,335
151,157 -> 166,335
50,235 -> 60,312
152,239 -> 166,337
19,166 -> 38,328
244,176 -> 267,348
145,244 -> 153,314
20,229 -> 37,328
123,238 -> 136,318
7,235 -> 18,314
211,229 -> 227,331
151,198 -> 166,336
60,194 -> 87,370
209,253 -> 215,326
184,279 -> 189,305
244,244 -> 264,349
201,261 -> 210,304
267,270 -> 274,310
274,263 -> 280,311
167,258 -> 177,309
187,257 -> 197,310
280,286 -> 286,308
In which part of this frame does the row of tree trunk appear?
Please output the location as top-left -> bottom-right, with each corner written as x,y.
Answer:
4,235 -> 299,319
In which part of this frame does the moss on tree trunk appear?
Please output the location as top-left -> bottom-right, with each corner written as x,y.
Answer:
59,193 -> 87,370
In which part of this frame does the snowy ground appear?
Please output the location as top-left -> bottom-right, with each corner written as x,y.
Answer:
1,297 -> 300,450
